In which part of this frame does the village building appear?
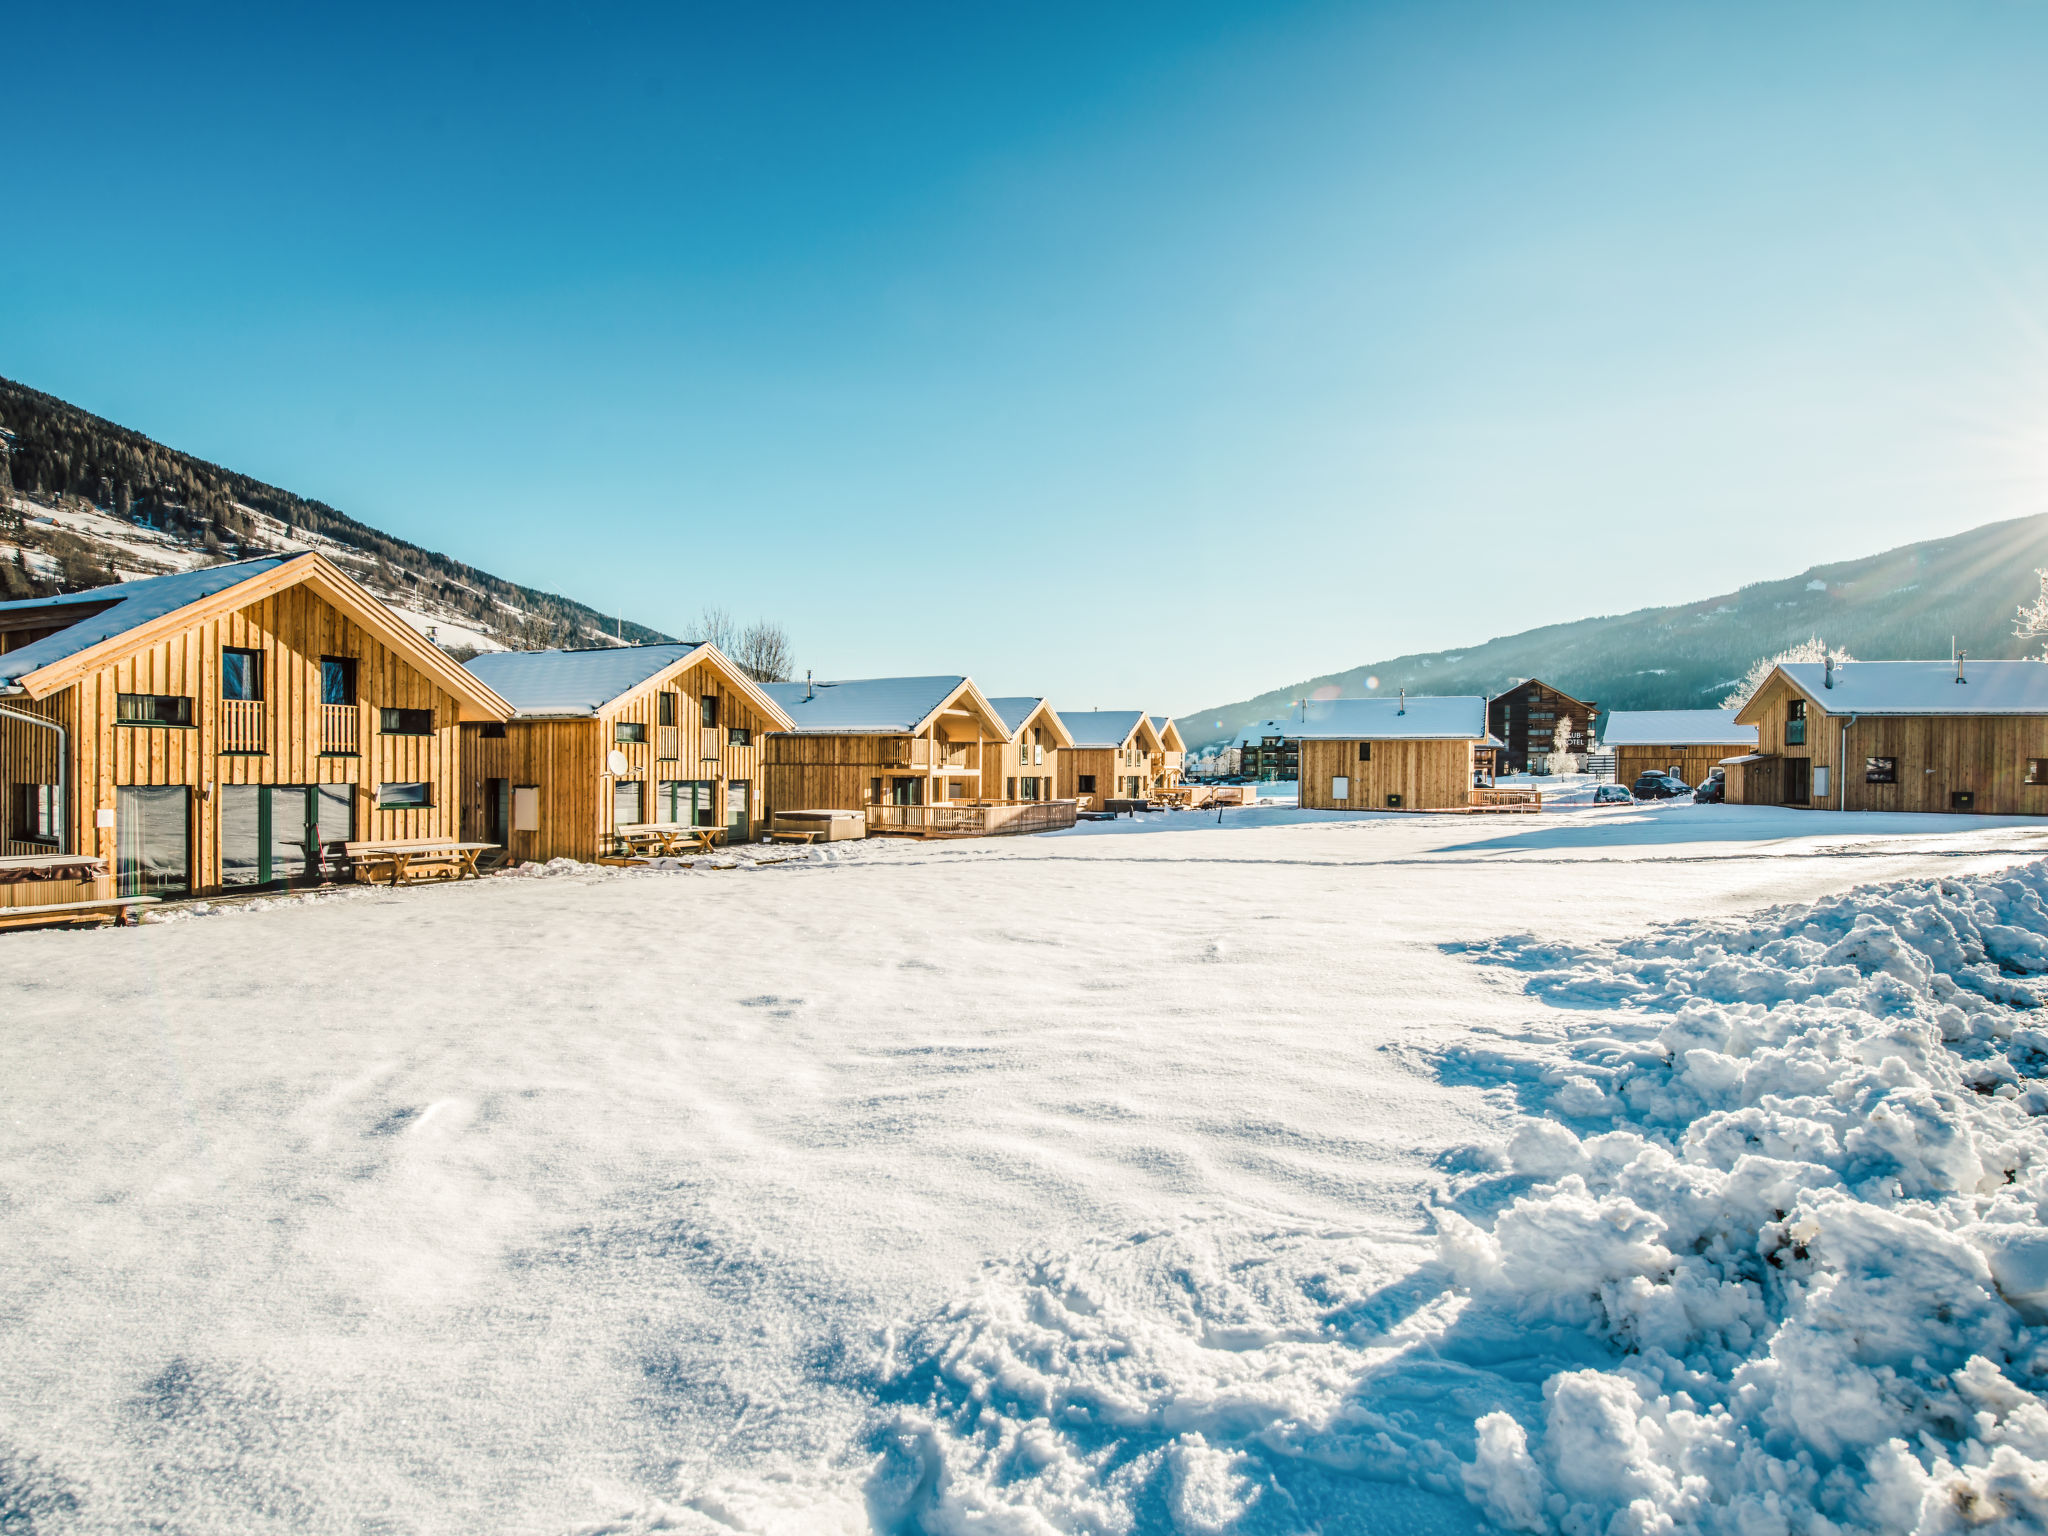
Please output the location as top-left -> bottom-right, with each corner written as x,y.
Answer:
461,642 -> 795,861
759,675 -> 1071,836
1725,658 -> 2048,814
1151,717 -> 1186,793
1236,720 -> 1300,781
1486,678 -> 1598,773
1600,709 -> 1758,787
0,552 -> 512,897
1283,696 -> 1492,810
1057,712 -> 1165,807
981,697 -> 1074,803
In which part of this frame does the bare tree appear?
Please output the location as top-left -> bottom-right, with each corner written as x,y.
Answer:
695,606 -> 740,654
1719,635 -> 1855,709
1550,713 -> 1578,776
696,607 -> 793,682
2017,569 -> 2048,659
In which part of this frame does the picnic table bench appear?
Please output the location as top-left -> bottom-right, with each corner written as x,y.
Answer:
0,894 -> 161,931
343,839 -> 493,886
614,822 -> 727,857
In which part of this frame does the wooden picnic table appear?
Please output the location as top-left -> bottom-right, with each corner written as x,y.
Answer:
614,822 -> 727,857
343,839 -> 494,886
0,853 -> 107,885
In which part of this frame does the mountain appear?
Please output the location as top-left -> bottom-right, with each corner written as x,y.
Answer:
1182,515 -> 2048,751
0,375 -> 671,654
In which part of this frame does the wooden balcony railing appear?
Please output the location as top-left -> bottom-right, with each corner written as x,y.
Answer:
658,725 -> 681,761
866,799 -> 1078,838
880,737 -> 932,768
700,726 -> 724,761
321,703 -> 359,756
219,698 -> 265,754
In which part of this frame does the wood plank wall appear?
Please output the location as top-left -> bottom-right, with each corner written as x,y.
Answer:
1056,745 -> 1149,805
1615,746 -> 1743,787
1297,739 -> 1474,809
763,720 -> 997,819
0,582 -> 470,882
459,659 -> 778,862
980,725 -> 1059,800
1731,675 -> 2048,814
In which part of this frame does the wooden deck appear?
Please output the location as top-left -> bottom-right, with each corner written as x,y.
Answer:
866,799 -> 1079,838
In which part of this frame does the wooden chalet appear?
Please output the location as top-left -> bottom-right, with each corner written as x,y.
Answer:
981,696 -> 1074,804
1486,679 -> 1598,773
461,643 -> 796,860
1600,709 -> 1757,787
1726,658 -> 2048,814
1056,712 -> 1165,807
760,675 -> 1070,836
1285,696 -> 1491,810
1151,717 -> 1186,793
0,552 -> 512,897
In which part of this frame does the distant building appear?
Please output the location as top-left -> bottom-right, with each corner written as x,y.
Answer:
1487,679 -> 1597,773
1600,709 -> 1757,787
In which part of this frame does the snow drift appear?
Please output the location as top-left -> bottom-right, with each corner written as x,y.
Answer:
863,863 -> 2048,1533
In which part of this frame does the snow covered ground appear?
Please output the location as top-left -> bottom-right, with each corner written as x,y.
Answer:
3,802 -> 2048,1534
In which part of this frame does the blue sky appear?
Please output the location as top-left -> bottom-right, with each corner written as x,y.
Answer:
6,2 -> 2048,713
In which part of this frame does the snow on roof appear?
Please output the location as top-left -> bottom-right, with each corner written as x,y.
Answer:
987,696 -> 1048,737
1599,709 -> 1757,748
0,555 -> 291,689
1232,696 -> 1487,745
761,676 -> 967,734
1774,660 -> 2048,715
463,643 -> 708,717
1061,710 -> 1148,749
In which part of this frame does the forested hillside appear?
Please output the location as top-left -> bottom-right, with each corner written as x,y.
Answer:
0,375 -> 671,652
1184,515 -> 2048,749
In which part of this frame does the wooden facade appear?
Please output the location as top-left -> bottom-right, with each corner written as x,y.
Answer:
1152,718 -> 1186,792
0,554 -> 510,891
1297,738 -> 1477,810
1615,744 -> 1743,788
460,648 -> 791,862
1729,670 -> 2048,815
978,699 -> 1073,804
761,680 -> 1014,825
1487,679 -> 1597,773
1057,717 -> 1164,807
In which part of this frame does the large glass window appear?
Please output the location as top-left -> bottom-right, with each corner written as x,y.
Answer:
320,657 -> 357,705
377,782 -> 431,810
726,779 -> 750,837
656,780 -> 716,826
222,784 -> 357,886
12,784 -> 59,843
116,786 -> 190,896
1786,699 -> 1807,746
221,647 -> 263,702
613,779 -> 644,827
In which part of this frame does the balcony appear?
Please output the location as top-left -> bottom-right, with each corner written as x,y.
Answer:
880,737 -> 932,768
321,703 -> 359,756
658,725 -> 681,761
867,799 -> 1077,838
701,726 -> 724,761
219,698 -> 265,754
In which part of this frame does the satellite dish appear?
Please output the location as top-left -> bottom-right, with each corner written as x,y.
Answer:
607,749 -> 630,776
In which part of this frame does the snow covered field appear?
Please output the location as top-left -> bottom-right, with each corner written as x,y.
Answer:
4,802 -> 2048,1535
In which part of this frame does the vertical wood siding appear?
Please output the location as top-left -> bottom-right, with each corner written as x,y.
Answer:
1297,739 -> 1474,810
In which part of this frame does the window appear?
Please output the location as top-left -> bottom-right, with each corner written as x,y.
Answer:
1021,776 -> 1040,801
478,721 -> 508,739
221,647 -> 263,702
947,781 -> 966,799
380,708 -> 433,736
869,777 -> 882,805
13,784 -> 58,843
376,782 -> 431,810
656,780 -> 715,826
320,656 -> 356,706
728,727 -> 751,748
1357,742 -> 1372,761
1867,757 -> 1898,784
1006,777 -> 1017,800
1331,775 -> 1350,801
700,695 -> 718,727
615,721 -> 648,744
2029,759 -> 2048,786
613,779 -> 644,827
658,693 -> 677,727
1077,774 -> 1096,793
1786,698 -> 1807,746
1812,765 -> 1830,799
116,693 -> 193,727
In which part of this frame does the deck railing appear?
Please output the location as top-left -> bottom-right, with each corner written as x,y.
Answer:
219,698 -> 265,754
1468,786 -> 1542,813
880,737 -> 932,768
700,726 -> 723,761
866,799 -> 1078,838
321,703 -> 359,756
658,725 -> 681,761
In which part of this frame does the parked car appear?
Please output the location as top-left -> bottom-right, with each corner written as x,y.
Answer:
1632,772 -> 1691,800
1693,775 -> 1725,804
1592,784 -> 1634,806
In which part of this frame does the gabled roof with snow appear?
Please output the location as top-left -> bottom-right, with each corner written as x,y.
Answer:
463,642 -> 712,717
1061,711 -> 1154,750
1751,661 -> 2048,718
988,696 -> 1047,736
0,556 -> 289,689
1232,696 -> 1487,744
762,676 -> 974,734
1600,709 -> 1757,748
